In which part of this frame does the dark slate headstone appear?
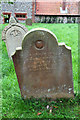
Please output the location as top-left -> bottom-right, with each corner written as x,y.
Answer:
12,28 -> 74,99
25,18 -> 32,26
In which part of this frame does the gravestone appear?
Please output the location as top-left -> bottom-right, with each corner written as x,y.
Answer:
2,16 -> 28,58
12,28 -> 74,99
25,18 -> 32,26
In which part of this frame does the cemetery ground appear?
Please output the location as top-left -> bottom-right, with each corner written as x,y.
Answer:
1,23 -> 80,119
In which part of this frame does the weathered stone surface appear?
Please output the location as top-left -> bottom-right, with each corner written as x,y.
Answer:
2,17 -> 28,58
25,18 -> 32,26
9,16 -> 18,24
12,28 -> 74,99
9,16 -> 19,24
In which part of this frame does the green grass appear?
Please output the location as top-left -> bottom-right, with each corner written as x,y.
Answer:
1,23 -> 80,119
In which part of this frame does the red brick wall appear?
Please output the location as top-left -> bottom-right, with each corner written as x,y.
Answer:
35,1 -> 79,15
36,2 -> 61,15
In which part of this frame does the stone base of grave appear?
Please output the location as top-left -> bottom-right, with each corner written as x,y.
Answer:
21,92 -> 74,100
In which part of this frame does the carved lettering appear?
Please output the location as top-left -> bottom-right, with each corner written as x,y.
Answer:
10,30 -> 21,37
24,52 -> 56,72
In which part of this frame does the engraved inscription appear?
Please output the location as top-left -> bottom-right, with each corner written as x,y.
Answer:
24,52 -> 56,72
10,30 -> 21,37
28,57 -> 50,71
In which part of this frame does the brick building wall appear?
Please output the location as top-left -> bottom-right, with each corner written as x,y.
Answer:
35,0 -> 79,15
35,0 -> 79,23
1,1 -> 33,23
0,0 -> 80,24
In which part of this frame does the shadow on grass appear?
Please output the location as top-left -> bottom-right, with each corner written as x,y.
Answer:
2,94 -> 80,118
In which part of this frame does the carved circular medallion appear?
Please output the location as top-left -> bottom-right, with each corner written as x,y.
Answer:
35,40 -> 44,49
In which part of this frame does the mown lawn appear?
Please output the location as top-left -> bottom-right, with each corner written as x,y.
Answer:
0,23 -> 80,119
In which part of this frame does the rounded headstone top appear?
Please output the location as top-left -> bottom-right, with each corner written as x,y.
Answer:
2,20 -> 28,42
23,28 -> 58,41
22,28 -> 58,48
22,28 -> 71,51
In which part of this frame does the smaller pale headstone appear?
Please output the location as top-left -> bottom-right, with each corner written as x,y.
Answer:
2,16 -> 28,58
25,18 -> 32,26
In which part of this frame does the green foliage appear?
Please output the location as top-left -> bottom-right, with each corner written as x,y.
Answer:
1,0 -> 15,3
8,2 -> 14,4
1,23 -> 79,118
